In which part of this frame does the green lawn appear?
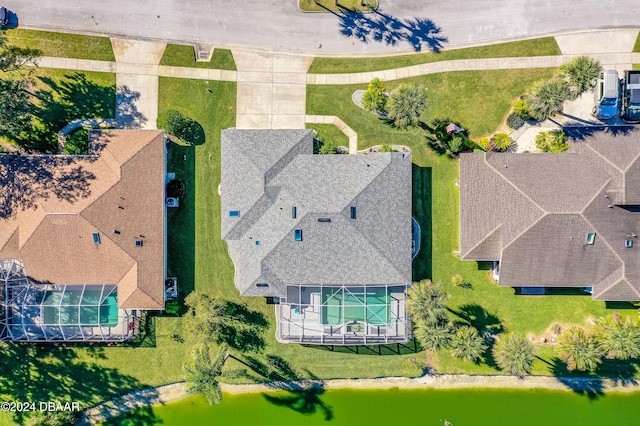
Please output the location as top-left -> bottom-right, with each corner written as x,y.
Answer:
299,0 -> 377,12
308,37 -> 561,74
4,29 -> 115,61
306,123 -> 349,147
160,45 -> 237,70
634,32 -> 640,52
306,67 -> 627,376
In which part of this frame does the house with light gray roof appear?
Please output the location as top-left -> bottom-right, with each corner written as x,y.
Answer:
221,129 -> 412,345
460,128 -> 640,301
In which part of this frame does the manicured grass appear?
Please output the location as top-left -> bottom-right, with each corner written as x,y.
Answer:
158,77 -> 423,381
160,45 -> 237,70
306,68 -> 628,376
5,29 -> 115,61
308,37 -> 561,74
299,0 -> 377,12
307,68 -> 558,137
634,32 -> 640,52
306,123 -> 349,147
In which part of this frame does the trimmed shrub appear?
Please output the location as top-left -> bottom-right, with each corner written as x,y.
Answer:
506,112 -> 525,130
379,143 -> 393,152
535,130 -> 569,152
491,133 -> 512,152
166,178 -> 187,199
513,99 -> 530,120
165,300 -> 180,315
474,137 -> 491,151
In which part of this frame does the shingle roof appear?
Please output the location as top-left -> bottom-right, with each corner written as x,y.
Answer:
0,130 -> 166,309
460,129 -> 640,301
221,129 -> 412,297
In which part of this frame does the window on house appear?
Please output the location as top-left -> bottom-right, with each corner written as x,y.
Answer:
92,233 -> 101,244
350,207 -> 356,219
229,210 -> 240,217
294,229 -> 302,241
586,233 -> 596,245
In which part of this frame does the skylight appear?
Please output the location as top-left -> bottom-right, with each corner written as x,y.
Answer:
255,240 -> 261,246
626,240 -> 633,248
92,233 -> 101,244
586,233 -> 596,245
294,229 -> 302,241
350,206 -> 357,219
318,218 -> 331,223
135,240 -> 144,247
229,210 -> 240,217
292,207 -> 297,219
256,283 -> 269,288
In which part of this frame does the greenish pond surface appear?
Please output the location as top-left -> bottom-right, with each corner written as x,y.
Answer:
132,387 -> 640,426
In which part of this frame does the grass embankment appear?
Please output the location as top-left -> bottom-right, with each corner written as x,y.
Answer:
160,45 -> 237,70
306,67 -> 627,376
305,123 -> 350,148
298,0 -> 377,12
633,32 -> 640,52
5,28 -> 115,61
308,37 -> 561,74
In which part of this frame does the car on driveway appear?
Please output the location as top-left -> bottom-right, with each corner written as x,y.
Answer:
0,7 -> 8,26
622,70 -> 640,123
593,70 -> 620,120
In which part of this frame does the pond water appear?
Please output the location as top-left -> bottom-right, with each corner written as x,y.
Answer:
141,387 -> 640,426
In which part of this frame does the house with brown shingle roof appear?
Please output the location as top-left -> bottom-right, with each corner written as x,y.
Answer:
0,130 -> 167,342
460,128 -> 640,301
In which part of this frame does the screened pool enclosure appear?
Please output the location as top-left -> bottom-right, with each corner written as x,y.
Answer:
0,259 -> 137,342
277,284 -> 411,345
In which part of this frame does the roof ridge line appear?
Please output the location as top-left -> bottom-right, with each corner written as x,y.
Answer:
342,154 -> 395,210
582,141 -> 625,174
580,177 -> 612,215
483,153 -> 547,215
501,213 -> 547,253
460,223 -> 501,259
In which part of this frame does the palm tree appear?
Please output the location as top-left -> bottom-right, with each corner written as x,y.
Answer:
361,77 -> 387,113
407,279 -> 449,325
183,343 -> 228,405
450,326 -> 487,362
560,55 -> 602,98
594,314 -> 640,360
556,327 -> 603,372
387,84 -> 427,129
492,334 -> 535,377
414,319 -> 453,352
525,78 -> 570,121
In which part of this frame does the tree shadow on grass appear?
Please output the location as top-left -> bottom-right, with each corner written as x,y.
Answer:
0,343 -> 150,425
449,304 -> 504,335
17,72 -> 116,153
412,164 -> 432,282
215,301 -> 268,353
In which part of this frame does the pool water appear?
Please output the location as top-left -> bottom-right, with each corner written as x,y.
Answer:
145,387 -> 640,426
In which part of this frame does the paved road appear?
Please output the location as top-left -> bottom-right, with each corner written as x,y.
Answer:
5,1 -> 640,55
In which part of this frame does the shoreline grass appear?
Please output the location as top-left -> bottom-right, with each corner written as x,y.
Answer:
308,37 -> 561,74
298,0 -> 377,12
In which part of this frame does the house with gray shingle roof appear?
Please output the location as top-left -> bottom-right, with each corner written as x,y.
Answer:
460,129 -> 640,301
221,129 -> 412,345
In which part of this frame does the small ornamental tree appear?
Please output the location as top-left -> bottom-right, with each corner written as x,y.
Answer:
561,55 -> 602,98
450,326 -> 487,362
492,334 -> 535,377
491,133 -> 512,152
513,99 -> 530,120
414,321 -> 453,352
526,78 -> 571,121
535,130 -> 569,153
362,77 -> 388,113
556,326 -> 604,372
407,279 -> 449,325
388,85 -> 427,129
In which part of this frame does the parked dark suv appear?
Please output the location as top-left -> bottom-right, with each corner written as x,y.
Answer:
0,7 -> 7,26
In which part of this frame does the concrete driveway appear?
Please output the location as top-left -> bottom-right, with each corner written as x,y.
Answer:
5,0 -> 640,55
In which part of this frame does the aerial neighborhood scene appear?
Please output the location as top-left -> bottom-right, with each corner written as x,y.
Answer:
1,1 -> 640,425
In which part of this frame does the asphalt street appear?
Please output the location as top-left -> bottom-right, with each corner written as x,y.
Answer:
4,0 -> 640,55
